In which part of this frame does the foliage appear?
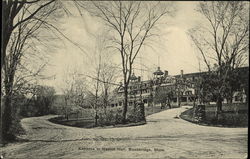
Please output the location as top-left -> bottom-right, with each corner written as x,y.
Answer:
60,67 -> 88,120
180,104 -> 248,127
127,105 -> 142,123
154,87 -> 174,107
199,66 -> 248,104
97,107 -> 123,126
34,85 -> 56,116
17,85 -> 56,117
192,105 -> 205,122
97,104 -> 145,126
189,1 -> 249,117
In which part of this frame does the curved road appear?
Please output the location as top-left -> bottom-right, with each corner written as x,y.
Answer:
1,106 -> 247,158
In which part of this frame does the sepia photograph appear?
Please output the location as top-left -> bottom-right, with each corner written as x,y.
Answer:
0,0 -> 249,158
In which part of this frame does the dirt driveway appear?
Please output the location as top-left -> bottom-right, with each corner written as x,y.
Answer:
0,106 -> 247,158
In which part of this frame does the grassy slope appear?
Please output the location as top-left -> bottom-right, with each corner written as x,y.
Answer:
180,104 -> 248,127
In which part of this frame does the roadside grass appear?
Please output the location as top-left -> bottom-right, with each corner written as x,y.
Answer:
49,117 -> 96,128
180,103 -> 248,128
49,104 -> 177,128
49,108 -> 96,128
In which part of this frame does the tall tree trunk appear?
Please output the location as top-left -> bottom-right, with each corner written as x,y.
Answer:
122,86 -> 128,123
1,19 -> 12,70
103,88 -> 108,115
0,96 -> 7,144
2,95 -> 13,141
215,95 -> 223,121
177,94 -> 181,107
217,95 -> 223,112
177,86 -> 181,107
95,110 -> 98,126
168,98 -> 171,109
0,97 -> 3,145
2,65 -> 15,141
95,87 -> 98,126
139,103 -> 146,122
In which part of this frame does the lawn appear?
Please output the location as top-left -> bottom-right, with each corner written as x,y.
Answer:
49,104 -> 176,128
49,108 -> 96,128
180,103 -> 248,127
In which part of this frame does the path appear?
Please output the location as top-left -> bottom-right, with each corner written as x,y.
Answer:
0,106 -> 247,158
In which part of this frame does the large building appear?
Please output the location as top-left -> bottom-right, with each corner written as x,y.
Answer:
110,66 -> 249,107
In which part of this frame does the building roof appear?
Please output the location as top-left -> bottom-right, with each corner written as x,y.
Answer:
153,67 -> 164,75
130,73 -> 138,80
174,66 -> 249,78
174,71 -> 206,78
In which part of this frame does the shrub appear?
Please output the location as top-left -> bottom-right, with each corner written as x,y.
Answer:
115,108 -> 123,124
97,106 -> 143,126
127,103 -> 145,123
193,105 -> 205,122
98,109 -> 116,126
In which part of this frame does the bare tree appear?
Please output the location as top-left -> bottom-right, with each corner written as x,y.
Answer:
1,0 -> 58,70
86,39 -> 106,125
1,2 -> 64,142
76,29 -> 120,125
189,2 -> 249,117
61,78 -> 73,121
77,1 -> 175,122
61,67 -> 86,121
1,0 -> 89,143
0,0 -> 75,144
93,54 -> 101,126
100,63 -> 119,114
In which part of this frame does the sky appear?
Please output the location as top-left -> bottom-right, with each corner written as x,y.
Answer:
37,1 -> 214,94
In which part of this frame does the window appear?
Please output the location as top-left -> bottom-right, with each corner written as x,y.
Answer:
181,97 -> 187,102
235,96 -> 242,101
185,91 -> 192,95
173,98 -> 177,102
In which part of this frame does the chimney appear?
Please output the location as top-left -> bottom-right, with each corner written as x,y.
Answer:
164,70 -> 168,77
181,70 -> 184,77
